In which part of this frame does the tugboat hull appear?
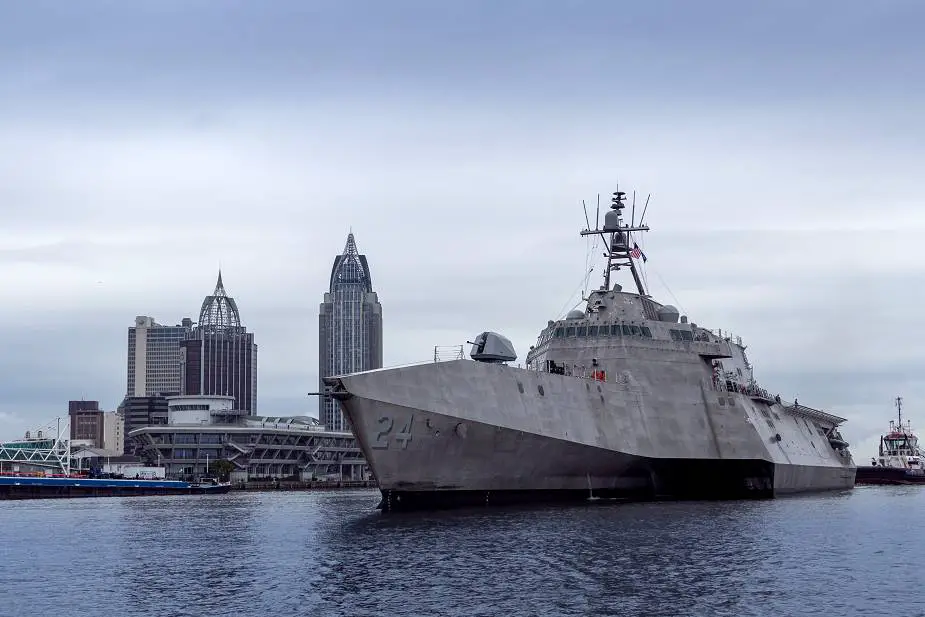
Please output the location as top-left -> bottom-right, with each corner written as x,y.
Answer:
855,465 -> 925,485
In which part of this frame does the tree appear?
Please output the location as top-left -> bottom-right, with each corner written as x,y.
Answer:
208,459 -> 235,482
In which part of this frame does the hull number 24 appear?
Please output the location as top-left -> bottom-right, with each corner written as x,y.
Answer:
372,415 -> 414,450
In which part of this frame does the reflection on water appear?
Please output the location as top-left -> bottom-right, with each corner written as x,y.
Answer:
1,486 -> 922,617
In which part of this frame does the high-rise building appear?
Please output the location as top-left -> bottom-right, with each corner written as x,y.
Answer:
69,400 -> 102,443
180,271 -> 258,412
68,400 -> 124,454
126,315 -> 192,397
319,233 -> 383,431
102,411 -> 125,455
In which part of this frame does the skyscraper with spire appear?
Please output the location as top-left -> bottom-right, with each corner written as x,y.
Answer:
180,271 -> 258,412
319,233 -> 382,431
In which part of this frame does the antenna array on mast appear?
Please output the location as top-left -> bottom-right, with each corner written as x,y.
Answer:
579,188 -> 651,296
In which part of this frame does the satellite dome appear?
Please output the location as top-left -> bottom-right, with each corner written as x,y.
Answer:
603,210 -> 621,231
566,309 -> 585,320
657,305 -> 680,323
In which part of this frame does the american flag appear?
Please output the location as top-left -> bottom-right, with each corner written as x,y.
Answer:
630,242 -> 647,262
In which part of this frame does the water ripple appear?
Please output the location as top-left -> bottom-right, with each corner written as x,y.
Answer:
1,487 -> 924,616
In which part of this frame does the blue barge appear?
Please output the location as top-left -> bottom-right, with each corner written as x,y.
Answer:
0,475 -> 232,500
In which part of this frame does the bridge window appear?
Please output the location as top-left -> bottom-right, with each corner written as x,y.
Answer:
622,325 -> 632,335
641,326 -> 652,337
610,325 -> 622,336
630,325 -> 641,336
588,325 -> 599,336
680,330 -> 693,341
554,327 -> 564,338
577,326 -> 587,336
566,327 -> 576,337
669,329 -> 681,341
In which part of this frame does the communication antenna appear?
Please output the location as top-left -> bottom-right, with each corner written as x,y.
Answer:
631,190 -> 636,227
595,193 -> 600,229
639,194 -> 651,226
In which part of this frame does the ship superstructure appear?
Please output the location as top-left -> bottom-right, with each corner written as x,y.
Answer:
325,188 -> 856,511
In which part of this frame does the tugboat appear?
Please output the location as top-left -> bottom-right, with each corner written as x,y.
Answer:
855,397 -> 925,485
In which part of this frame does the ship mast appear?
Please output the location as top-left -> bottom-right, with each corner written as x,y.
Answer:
896,396 -> 904,429
580,190 -> 650,296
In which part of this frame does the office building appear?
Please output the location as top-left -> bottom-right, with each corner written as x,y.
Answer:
68,400 -> 124,454
69,400 -> 102,444
319,232 -> 382,431
180,271 -> 258,412
118,395 -> 169,451
126,315 -> 192,397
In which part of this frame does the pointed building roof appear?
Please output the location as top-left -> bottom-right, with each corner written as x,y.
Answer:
329,232 -> 373,293
199,269 -> 242,329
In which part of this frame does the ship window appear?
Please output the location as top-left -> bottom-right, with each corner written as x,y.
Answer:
554,327 -> 564,338
588,325 -> 599,336
610,325 -> 622,336
669,329 -> 681,341
680,330 -> 693,341
577,326 -> 587,336
566,327 -> 576,337
622,325 -> 632,335
630,325 -> 641,336
641,326 -> 652,337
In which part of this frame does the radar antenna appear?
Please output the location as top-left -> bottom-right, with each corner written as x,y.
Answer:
579,189 -> 650,295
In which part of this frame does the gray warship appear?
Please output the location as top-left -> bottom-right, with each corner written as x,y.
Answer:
324,189 -> 856,511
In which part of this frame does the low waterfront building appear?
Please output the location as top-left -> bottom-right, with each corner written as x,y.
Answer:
127,395 -> 368,481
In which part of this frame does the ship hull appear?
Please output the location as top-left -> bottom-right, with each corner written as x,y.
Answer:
332,360 -> 855,512
855,465 -> 925,485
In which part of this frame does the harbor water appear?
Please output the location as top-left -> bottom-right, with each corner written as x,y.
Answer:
0,486 -> 921,617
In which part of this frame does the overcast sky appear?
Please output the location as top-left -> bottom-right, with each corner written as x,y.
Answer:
1,0 -> 922,460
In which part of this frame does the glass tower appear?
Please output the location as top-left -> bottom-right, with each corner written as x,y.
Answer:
319,233 -> 383,431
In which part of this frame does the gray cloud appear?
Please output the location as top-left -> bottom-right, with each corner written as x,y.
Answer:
1,1 -> 923,464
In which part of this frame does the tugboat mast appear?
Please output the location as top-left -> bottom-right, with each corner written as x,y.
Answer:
897,396 -> 904,429
580,190 -> 650,296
